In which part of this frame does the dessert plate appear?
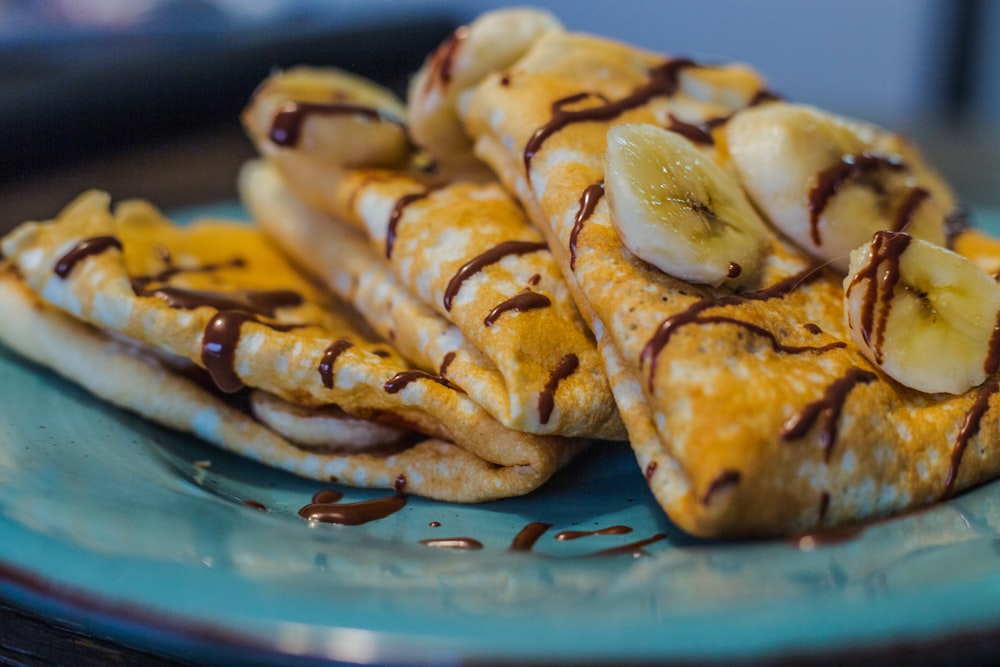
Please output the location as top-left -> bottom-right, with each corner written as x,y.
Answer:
1,204 -> 1000,665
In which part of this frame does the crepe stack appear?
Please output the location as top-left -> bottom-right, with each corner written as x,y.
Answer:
0,192 -> 597,502
395,8 -> 1000,537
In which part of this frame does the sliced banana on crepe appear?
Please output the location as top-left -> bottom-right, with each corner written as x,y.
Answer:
242,66 -> 413,169
844,231 -> 1000,395
726,102 -> 954,272
605,123 -> 769,288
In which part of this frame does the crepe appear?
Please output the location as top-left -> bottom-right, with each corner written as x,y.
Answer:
437,19 -> 1000,536
239,67 -> 625,440
0,191 -> 585,502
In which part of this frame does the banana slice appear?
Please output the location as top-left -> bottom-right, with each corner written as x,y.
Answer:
407,7 -> 563,180
844,231 -> 1000,395
605,123 -> 770,288
242,66 -> 412,169
726,102 -> 954,272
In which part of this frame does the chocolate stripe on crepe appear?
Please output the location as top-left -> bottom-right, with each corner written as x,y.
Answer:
386,190 -> 431,259
443,240 -> 548,311
268,101 -> 408,148
943,380 -> 1000,499
54,236 -> 122,278
780,367 -> 878,460
569,182 -> 604,271
484,291 -> 551,326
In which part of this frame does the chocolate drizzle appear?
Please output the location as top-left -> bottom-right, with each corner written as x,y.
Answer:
384,370 -> 453,394
141,286 -> 302,318
892,187 -> 930,232
386,191 -> 431,259
587,533 -> 668,557
509,522 -> 553,552
780,367 -> 878,459
666,114 -> 715,145
484,291 -> 551,326
131,256 -> 246,292
844,231 -> 912,365
569,182 -> 605,270
201,311 -> 255,393
298,493 -> 407,525
943,380 -> 999,498
319,339 -> 353,389
555,525 -> 633,540
268,101 -> 405,148
639,264 -> 830,392
443,240 -> 547,310
808,154 -> 907,245
54,236 -> 122,278
538,353 -> 579,424
427,25 -> 469,90
523,58 -> 696,173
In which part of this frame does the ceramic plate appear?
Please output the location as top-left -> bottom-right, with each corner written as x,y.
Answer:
2,205 -> 1000,666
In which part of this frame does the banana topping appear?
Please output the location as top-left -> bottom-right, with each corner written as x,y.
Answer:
844,231 -> 1000,395
605,123 -> 769,288
726,102 -> 954,272
242,66 -> 413,169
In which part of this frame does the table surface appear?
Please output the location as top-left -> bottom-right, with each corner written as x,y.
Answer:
0,120 -> 999,666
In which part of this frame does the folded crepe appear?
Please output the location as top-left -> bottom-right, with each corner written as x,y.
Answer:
239,67 -> 625,441
0,191 -> 586,502
412,9 -> 1000,536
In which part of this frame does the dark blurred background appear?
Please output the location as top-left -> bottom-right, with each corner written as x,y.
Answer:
1,0 -> 997,232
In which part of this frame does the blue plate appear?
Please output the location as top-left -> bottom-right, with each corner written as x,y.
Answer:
1,205 -> 1000,665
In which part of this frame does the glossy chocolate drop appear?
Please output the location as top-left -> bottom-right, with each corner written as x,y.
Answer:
538,353 -> 579,424
483,292 -> 551,326
298,494 -> 407,525
780,367 -> 878,459
419,537 -> 484,550
569,182 -> 604,271
555,525 -> 633,541
311,489 -> 344,504
443,240 -> 548,311
509,522 -> 552,552
201,311 -> 255,393
54,236 -> 122,278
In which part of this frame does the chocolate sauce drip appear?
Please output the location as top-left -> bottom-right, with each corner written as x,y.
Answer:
430,25 -> 469,88
298,494 -> 407,525
312,489 -> 344,504
268,101 -> 405,148
639,266 -> 835,391
587,533 -> 668,557
499,73 -> 512,87
483,291 -> 551,326
201,311 -> 254,393
892,187 -> 930,232
319,339 -> 353,389
944,207 -> 970,249
645,461 -> 658,480
527,273 -> 541,287
242,499 -> 266,510
808,154 -> 907,245
523,58 -> 695,173
804,323 -> 823,335
131,257 -> 246,291
394,474 -> 407,493
141,286 -> 302,318
443,240 -> 547,310
780,366 -> 878,459
439,351 -> 456,377
509,521 -> 553,552
818,491 -> 831,522
666,114 -> 714,145
555,525 -> 633,540
845,231 -> 912,365
538,353 -> 579,424
569,182 -> 605,270
420,537 -> 484,550
701,470 -> 741,505
943,380 -> 999,498
429,521 -> 442,527
384,370 -> 452,394
386,191 -> 430,259
54,236 -> 122,278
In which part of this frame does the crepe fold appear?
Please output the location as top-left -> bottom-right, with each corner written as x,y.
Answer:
443,26 -> 1000,536
0,191 -> 587,502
